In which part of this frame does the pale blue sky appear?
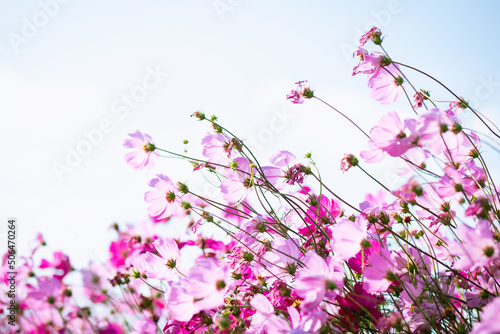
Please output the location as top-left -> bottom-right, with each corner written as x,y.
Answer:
1,0 -> 500,267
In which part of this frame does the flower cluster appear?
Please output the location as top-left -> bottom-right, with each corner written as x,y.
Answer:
6,27 -> 500,334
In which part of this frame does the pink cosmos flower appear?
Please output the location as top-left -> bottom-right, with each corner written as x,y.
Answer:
39,251 -> 72,280
413,90 -> 428,109
415,108 -> 464,155
336,283 -> 385,330
131,318 -> 157,334
123,130 -> 158,169
233,215 -> 269,247
201,132 -> 239,165
262,237 -> 301,283
265,307 -> 326,334
465,197 -> 491,219
81,261 -> 113,303
450,220 -> 500,271
470,296 -> 500,334
369,111 -> 414,157
295,251 -> 344,311
144,174 -> 183,220
145,237 -> 181,279
353,50 -> 383,76
27,276 -> 63,308
221,157 -> 254,203
223,201 -> 253,225
448,99 -> 467,116
269,150 -> 296,168
286,80 -> 314,104
363,248 -> 399,293
339,154 -> 358,173
260,165 -> 285,190
348,239 -> 381,275
284,163 -> 308,185
367,64 -> 404,105
164,281 -> 195,322
109,239 -> 131,268
415,183 -> 457,227
98,322 -> 125,334
298,194 -> 341,236
360,140 -> 387,163
249,293 -> 275,331
331,217 -> 368,260
437,164 -> 475,201
186,257 -> 229,312
464,275 -> 495,308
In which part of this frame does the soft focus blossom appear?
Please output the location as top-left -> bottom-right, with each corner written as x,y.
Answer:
470,297 -> 500,334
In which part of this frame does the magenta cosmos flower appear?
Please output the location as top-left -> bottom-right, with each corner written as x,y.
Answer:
39,251 -> 72,280
144,174 -> 183,220
286,80 -> 314,104
123,130 -> 158,169
358,26 -> 382,48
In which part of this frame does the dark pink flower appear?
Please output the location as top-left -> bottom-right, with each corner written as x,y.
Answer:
358,27 -> 382,48
39,251 -> 72,280
123,130 -> 158,169
413,91 -> 428,109
109,239 -> 131,268
186,257 -> 229,312
286,80 -> 314,104
339,154 -> 358,173
336,283 -> 384,331
284,163 -> 308,185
